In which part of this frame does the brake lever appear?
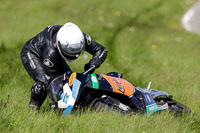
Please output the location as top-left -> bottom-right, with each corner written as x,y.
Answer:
83,66 -> 96,75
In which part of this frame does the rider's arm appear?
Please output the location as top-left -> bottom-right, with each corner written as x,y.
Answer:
83,33 -> 107,72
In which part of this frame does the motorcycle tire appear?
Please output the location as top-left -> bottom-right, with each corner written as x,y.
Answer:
92,100 -> 124,113
161,99 -> 191,116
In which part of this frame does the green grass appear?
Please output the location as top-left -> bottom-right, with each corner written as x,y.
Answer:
1,0 -> 200,132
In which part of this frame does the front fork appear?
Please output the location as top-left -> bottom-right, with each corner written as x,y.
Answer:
132,89 -> 169,114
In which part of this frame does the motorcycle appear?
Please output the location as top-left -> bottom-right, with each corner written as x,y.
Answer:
47,66 -> 191,116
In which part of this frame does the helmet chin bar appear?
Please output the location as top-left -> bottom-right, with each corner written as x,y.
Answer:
65,56 -> 78,62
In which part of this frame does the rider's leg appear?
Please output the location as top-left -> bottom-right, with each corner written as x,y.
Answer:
21,50 -> 51,109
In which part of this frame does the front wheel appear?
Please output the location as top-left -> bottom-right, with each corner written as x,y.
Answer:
156,98 -> 191,115
91,96 -> 131,114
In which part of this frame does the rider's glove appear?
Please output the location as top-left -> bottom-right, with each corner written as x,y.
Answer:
90,57 -> 101,68
84,63 -> 95,73
84,57 -> 101,73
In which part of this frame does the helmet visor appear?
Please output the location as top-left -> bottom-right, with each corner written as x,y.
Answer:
58,41 -> 85,61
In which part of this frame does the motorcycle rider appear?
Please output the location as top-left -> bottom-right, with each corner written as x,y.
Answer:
20,22 -> 107,109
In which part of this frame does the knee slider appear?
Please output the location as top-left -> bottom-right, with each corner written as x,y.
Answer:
31,81 -> 46,96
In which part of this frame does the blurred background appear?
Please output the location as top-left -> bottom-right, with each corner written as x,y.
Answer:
1,0 -> 198,84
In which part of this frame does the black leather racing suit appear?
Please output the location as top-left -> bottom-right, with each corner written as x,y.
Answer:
20,25 -> 107,108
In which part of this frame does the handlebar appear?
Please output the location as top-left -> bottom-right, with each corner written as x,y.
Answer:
83,66 -> 96,75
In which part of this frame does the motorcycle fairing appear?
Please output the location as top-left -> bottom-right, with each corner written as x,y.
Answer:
58,78 -> 82,115
58,83 -> 73,109
135,90 -> 169,114
101,75 -> 135,97
88,74 -> 135,97
88,74 -> 113,91
151,89 -> 172,99
47,75 -> 66,104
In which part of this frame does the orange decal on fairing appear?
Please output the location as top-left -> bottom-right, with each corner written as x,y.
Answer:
102,75 -> 135,96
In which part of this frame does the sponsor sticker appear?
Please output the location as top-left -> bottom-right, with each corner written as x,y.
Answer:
63,93 -> 69,104
146,103 -> 168,114
43,59 -> 54,67
91,74 -> 99,89
112,78 -> 125,94
27,52 -> 36,70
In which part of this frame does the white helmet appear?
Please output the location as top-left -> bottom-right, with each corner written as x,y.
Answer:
56,22 -> 85,62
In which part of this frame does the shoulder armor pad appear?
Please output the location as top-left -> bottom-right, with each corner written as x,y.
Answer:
85,34 -> 92,45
